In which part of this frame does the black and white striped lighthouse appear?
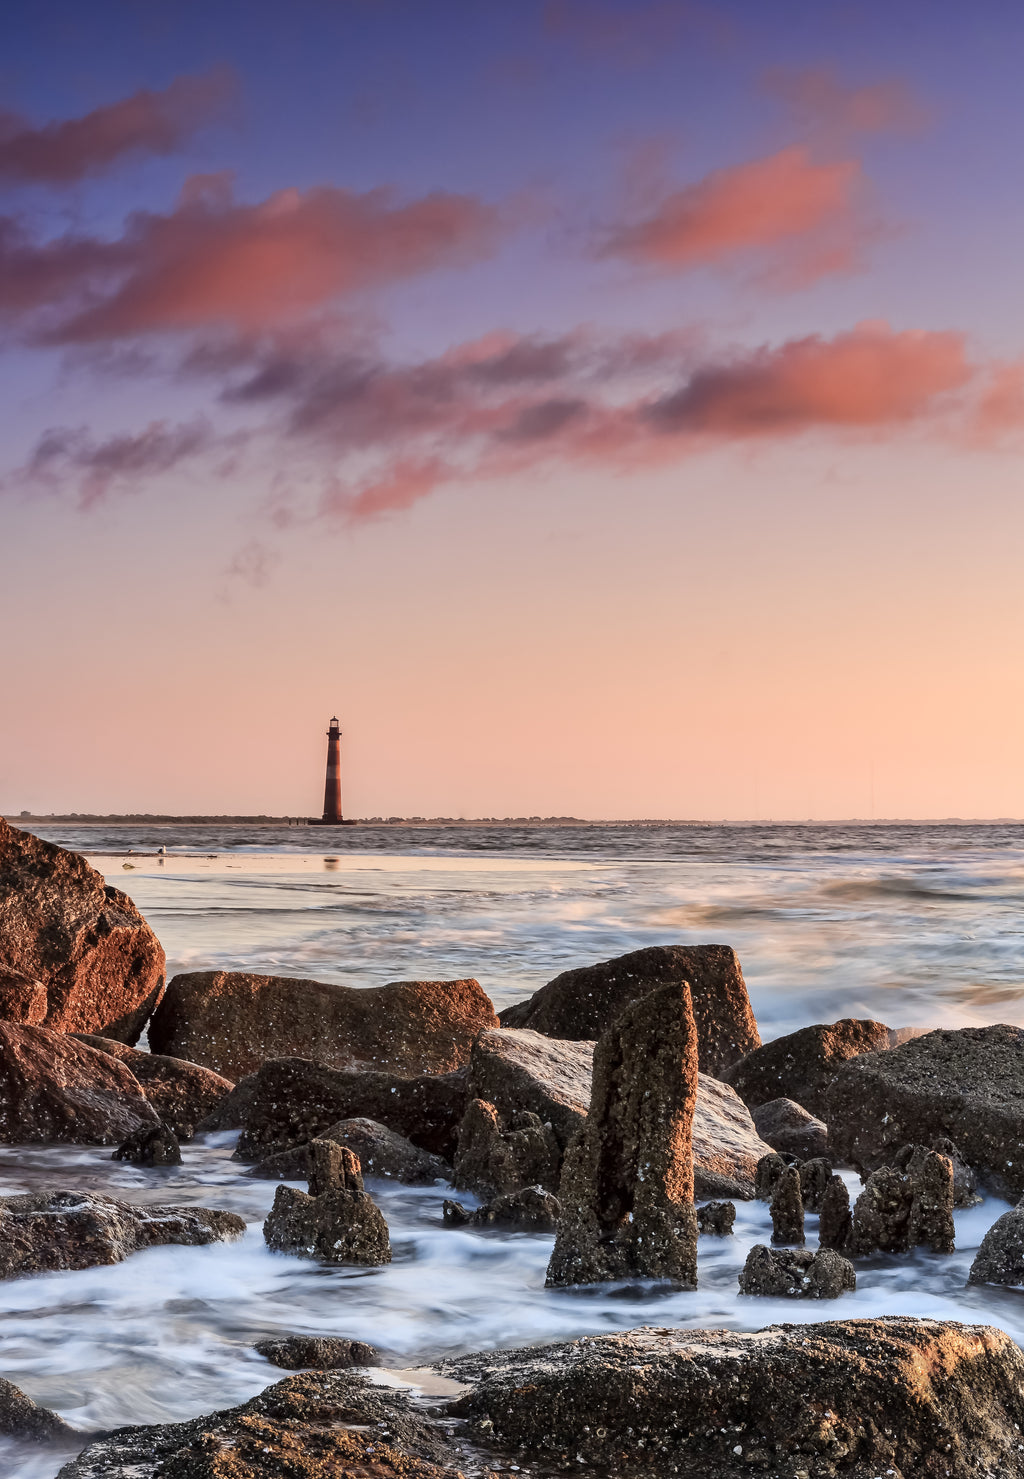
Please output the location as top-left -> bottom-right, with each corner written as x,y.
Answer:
321,716 -> 343,824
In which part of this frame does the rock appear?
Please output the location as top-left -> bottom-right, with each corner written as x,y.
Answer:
468,1030 -> 770,1200
753,1151 -> 791,1200
254,1335 -> 377,1370
827,1025 -> 1024,1198
499,944 -> 759,1073
752,1096 -> 830,1160
55,1369 -> 462,1478
195,1070 -> 258,1131
895,1135 -> 979,1208
969,1208 -> 1024,1286
0,1190 -> 244,1278
234,1058 -> 467,1162
722,1017 -> 892,1118
818,1173 -> 853,1253
739,1244 -> 856,1298
0,817 -> 164,1041
263,1141 -> 391,1266
249,1144 -> 312,1181
466,1029 -> 591,1149
444,1317 -> 1024,1478
0,1022 -> 158,1144
847,1150 -> 956,1257
696,1200 -> 734,1235
446,1186 -> 561,1232
545,982 -> 698,1288
112,1122 -> 182,1166
0,1375 -> 77,1442
798,1155 -> 833,1210
769,1164 -> 804,1245
149,970 -> 497,1082
453,1099 -> 560,1197
318,1117 -> 449,1185
73,1035 -> 233,1134
690,1073 -> 773,1200
0,967 -> 48,1025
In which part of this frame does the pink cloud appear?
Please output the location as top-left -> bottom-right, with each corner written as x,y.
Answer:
603,146 -> 869,285
645,323 -> 971,434
0,72 -> 232,184
0,178 -> 500,340
765,67 -> 928,137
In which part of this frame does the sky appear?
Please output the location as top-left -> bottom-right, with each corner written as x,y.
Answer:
2,0 -> 1024,820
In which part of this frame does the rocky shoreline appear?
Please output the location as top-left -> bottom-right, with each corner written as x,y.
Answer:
3,815 -> 1024,1476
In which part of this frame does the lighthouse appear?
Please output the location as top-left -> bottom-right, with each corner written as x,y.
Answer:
318,717 -> 344,824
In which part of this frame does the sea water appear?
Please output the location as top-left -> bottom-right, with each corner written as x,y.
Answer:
3,821 -> 1024,1476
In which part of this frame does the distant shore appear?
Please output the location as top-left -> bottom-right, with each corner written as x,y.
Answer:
6,814 -> 1021,827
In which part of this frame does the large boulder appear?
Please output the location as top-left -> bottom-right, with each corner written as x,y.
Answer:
722,1017 -> 892,1117
0,1023 -> 158,1144
0,1190 -> 244,1278
234,1058 -> 467,1162
827,1025 -> 1024,1198
55,1369 -> 462,1478
74,1034 -> 234,1134
252,1117 -> 451,1186
0,818 -> 164,1041
546,982 -> 698,1288
453,1100 -> 560,1197
0,967 -> 48,1025
752,1096 -> 830,1160
149,970 -> 497,1081
499,944 -> 759,1074
468,1029 -> 771,1199
444,1318 -> 1024,1478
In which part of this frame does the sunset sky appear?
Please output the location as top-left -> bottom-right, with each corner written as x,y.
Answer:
2,0 -> 1023,820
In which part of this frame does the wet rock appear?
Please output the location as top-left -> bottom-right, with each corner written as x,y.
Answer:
827,1025 -> 1024,1198
453,1099 -> 560,1197
499,944 -> 760,1074
149,970 -> 497,1082
466,1028 -> 591,1149
739,1244 -> 855,1298
446,1186 -> 561,1232
546,982 -> 698,1288
319,1117 -> 449,1185
254,1335 -> 377,1370
468,1030 -> 770,1199
55,1369 -> 464,1478
0,967 -> 48,1025
895,1135 -> 979,1208
847,1150 -> 955,1257
234,1058 -> 467,1162
722,1017 -> 892,1118
769,1164 -> 804,1245
969,1208 -> 1024,1286
112,1122 -> 182,1166
0,817 -> 164,1041
696,1200 -> 734,1235
249,1143 -> 311,1181
752,1096 -> 830,1161
195,1070 -> 258,1131
73,1035 -> 233,1135
263,1141 -> 391,1266
0,1190 -> 244,1278
0,1022 -> 158,1144
798,1155 -> 833,1211
817,1173 -> 853,1253
753,1151 -> 791,1200
443,1317 -> 1024,1478
0,1375 -> 77,1443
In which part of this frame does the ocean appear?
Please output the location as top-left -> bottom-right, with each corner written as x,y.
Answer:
4,821 -> 1024,1476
